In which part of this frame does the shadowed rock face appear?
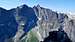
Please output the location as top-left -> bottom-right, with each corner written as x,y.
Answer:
20,5 -> 38,32
0,5 -> 38,42
0,8 -> 18,42
42,30 -> 72,42
9,5 -> 38,33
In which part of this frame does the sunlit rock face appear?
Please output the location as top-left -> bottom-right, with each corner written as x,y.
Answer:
33,5 -> 75,42
33,5 -> 65,39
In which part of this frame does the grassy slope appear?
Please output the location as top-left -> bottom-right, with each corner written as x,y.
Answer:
21,30 -> 39,42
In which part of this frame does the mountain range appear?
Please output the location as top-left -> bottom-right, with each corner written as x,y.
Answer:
0,4 -> 75,42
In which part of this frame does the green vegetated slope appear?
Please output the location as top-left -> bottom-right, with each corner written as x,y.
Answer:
21,30 -> 39,42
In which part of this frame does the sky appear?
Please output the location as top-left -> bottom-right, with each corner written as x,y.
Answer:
0,0 -> 75,14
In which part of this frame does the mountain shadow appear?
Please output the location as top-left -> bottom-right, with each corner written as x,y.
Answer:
0,8 -> 18,42
41,30 -> 72,42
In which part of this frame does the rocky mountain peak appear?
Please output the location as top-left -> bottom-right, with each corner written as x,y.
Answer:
0,4 -> 75,42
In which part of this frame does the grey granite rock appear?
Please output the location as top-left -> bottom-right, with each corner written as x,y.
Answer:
33,5 -> 75,42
